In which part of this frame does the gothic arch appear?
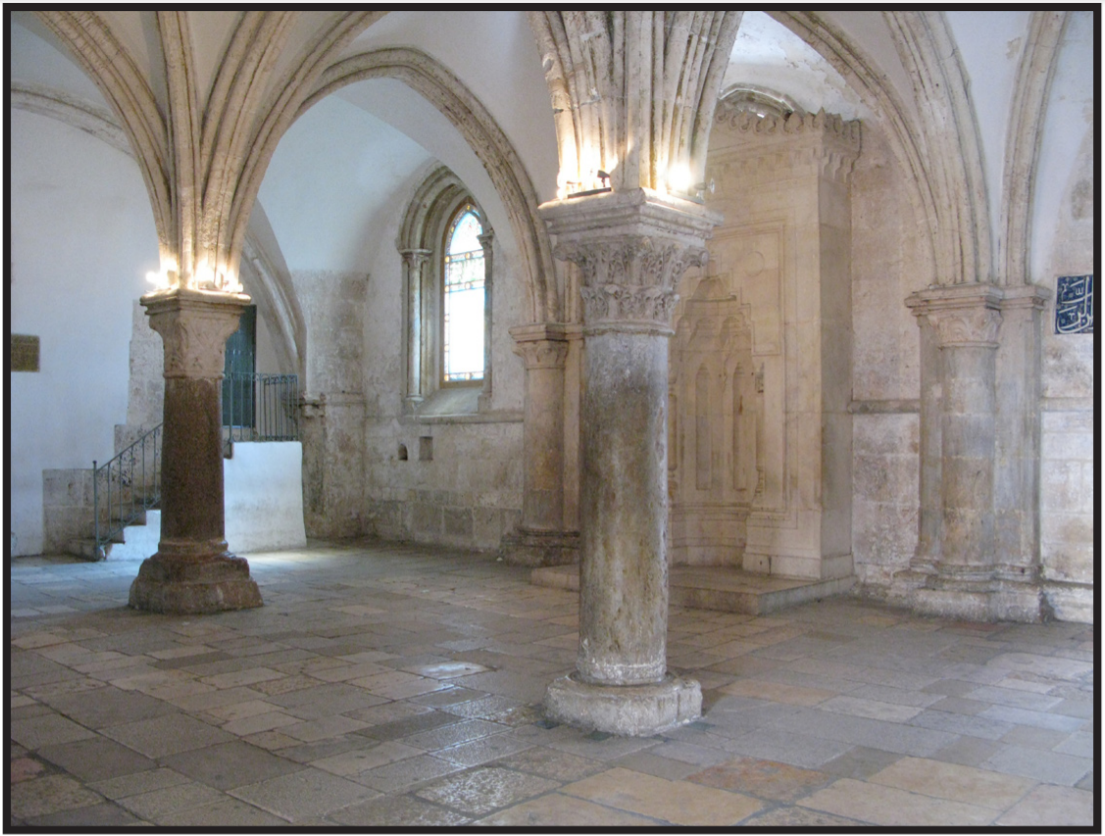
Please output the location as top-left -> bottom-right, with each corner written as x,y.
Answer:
303,47 -> 560,325
768,11 -> 993,287
10,81 -> 306,378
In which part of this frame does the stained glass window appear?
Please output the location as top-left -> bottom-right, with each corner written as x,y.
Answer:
442,206 -> 485,382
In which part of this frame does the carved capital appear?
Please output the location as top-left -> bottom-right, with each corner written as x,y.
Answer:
927,307 -> 1003,348
141,288 -> 250,379
399,248 -> 433,271
555,238 -> 707,327
513,338 -> 569,370
906,284 -> 1005,348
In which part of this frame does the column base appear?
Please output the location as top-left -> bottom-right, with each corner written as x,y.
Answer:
501,528 -> 580,567
893,569 -> 1043,623
544,672 -> 701,737
129,553 -> 263,614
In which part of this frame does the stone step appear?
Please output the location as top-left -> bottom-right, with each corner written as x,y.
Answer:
109,511 -> 161,560
531,563 -> 856,616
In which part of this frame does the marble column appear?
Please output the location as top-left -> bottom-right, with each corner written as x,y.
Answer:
130,287 -> 262,614
540,189 -> 715,735
503,323 -> 578,566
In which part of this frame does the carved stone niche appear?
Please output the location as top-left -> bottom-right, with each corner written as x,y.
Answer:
669,275 -> 755,566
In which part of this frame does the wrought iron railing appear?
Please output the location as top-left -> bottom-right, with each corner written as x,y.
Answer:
93,423 -> 162,558
223,372 -> 300,443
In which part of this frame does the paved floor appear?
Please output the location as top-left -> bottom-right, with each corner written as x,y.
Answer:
9,541 -> 1096,827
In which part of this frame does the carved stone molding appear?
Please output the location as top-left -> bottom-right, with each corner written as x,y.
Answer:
906,284 -> 1005,348
142,288 -> 251,379
710,107 -> 862,184
399,248 -> 433,270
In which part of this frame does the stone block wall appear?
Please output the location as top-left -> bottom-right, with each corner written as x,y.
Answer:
41,469 -> 93,553
851,412 -> 920,588
365,418 -> 523,550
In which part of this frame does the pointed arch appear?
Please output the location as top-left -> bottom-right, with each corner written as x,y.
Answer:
304,47 -> 561,324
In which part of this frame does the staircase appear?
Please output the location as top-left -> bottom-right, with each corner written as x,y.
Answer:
66,424 -> 162,561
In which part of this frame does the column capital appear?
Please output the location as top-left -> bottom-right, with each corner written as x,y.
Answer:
141,287 -> 251,379
906,284 -> 1004,348
398,248 -> 433,269
541,190 -> 717,331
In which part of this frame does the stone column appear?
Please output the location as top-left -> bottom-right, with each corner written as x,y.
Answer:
400,249 -> 432,413
129,288 -> 262,614
478,231 -> 494,411
903,284 -> 1013,620
540,189 -> 715,735
502,323 -> 578,566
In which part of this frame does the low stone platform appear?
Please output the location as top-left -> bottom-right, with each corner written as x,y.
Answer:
531,563 -> 856,616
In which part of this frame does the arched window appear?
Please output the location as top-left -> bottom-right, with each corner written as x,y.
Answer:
397,165 -> 493,415
442,205 -> 485,383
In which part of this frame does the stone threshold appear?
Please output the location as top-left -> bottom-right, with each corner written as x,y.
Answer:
531,563 -> 856,616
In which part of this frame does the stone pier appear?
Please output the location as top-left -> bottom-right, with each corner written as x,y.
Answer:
129,287 -> 263,614
539,189 -> 715,735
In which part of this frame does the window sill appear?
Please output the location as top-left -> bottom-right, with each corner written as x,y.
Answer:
403,387 -> 521,424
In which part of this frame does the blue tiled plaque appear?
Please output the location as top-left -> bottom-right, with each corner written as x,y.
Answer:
1055,274 -> 1094,334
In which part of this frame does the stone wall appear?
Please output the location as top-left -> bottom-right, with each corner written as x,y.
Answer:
848,124 -> 931,590
364,418 -> 523,550
1038,126 -> 1094,622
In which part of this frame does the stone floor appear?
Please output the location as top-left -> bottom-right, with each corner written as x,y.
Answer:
9,540 -> 1096,828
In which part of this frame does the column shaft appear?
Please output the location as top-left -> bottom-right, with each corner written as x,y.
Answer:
129,288 -> 262,614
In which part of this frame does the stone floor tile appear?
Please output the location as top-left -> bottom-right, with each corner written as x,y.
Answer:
349,670 -> 451,700
160,739 -> 303,789
159,795 -> 291,827
799,777 -> 996,826
440,694 -> 541,726
330,793 -> 472,827
37,736 -> 158,783
820,694 -> 925,722
199,667 -> 285,689
966,684 -> 1063,711
692,757 -> 834,803
352,753 -> 463,794
221,709 -> 302,736
231,766 -> 380,821
356,709 -> 461,741
87,767 -> 192,800
434,730 -> 535,768
719,678 -> 835,705
10,713 -> 98,751
494,746 -> 607,782
251,673 -> 325,696
415,766 -> 560,816
204,698 -> 284,723
41,685 -> 178,730
1054,729 -> 1093,758
820,745 -> 904,779
26,801 -> 144,828
561,766 -> 762,826
116,781 -> 227,823
908,708 -> 1014,740
995,784 -> 1096,826
648,740 -> 733,767
607,749 -> 702,781
719,727 -> 862,769
10,756 -> 49,783
9,773 -> 102,821
868,756 -> 1036,809
312,740 -> 424,776
163,684 -> 267,712
999,724 -> 1070,749
282,714 -> 370,742
978,704 -> 1086,733
475,792 -> 659,827
101,712 -> 235,758
921,678 -> 979,697
981,744 -> 1092,786
849,683 -> 944,708
402,718 -> 507,751
743,806 -> 867,827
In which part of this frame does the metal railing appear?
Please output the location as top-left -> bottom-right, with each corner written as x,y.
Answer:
93,424 -> 162,558
223,372 -> 300,443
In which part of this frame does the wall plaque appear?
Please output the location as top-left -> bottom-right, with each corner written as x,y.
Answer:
1055,274 -> 1094,334
10,334 -> 40,372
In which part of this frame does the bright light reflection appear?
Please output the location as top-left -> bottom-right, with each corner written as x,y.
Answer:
666,163 -> 693,195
